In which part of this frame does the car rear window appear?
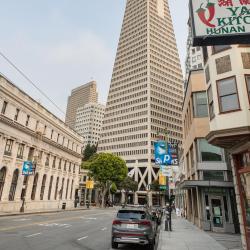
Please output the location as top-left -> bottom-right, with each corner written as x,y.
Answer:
117,210 -> 147,220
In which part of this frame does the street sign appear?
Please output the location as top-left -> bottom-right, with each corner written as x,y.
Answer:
22,161 -> 35,176
160,185 -> 168,190
190,0 -> 250,46
160,165 -> 172,177
154,141 -> 172,165
86,180 -> 94,189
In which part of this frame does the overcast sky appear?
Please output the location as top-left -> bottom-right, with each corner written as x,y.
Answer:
0,0 -> 189,120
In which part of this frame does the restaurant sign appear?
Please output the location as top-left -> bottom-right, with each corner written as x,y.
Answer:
190,0 -> 250,45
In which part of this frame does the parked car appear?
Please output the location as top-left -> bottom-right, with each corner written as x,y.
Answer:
111,205 -> 157,249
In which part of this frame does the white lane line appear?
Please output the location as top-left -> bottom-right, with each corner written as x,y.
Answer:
77,236 -> 88,241
101,227 -> 107,231
25,232 -> 42,238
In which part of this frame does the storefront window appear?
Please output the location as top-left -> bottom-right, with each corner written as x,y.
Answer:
198,139 -> 223,162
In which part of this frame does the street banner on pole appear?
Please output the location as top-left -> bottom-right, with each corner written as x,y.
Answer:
159,172 -> 166,185
160,165 -> 172,177
190,0 -> 250,46
86,180 -> 94,189
154,140 -> 172,165
22,161 -> 35,176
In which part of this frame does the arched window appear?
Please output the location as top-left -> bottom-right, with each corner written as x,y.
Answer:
60,178 -> 64,199
65,179 -> 69,199
70,180 -> 74,199
31,174 -> 38,200
54,177 -> 59,200
9,169 -> 19,201
40,174 -> 47,200
48,176 -> 53,200
0,167 -> 6,200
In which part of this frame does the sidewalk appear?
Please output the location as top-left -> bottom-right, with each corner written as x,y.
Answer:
157,216 -> 241,250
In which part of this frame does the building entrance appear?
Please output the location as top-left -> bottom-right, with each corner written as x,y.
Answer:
210,196 -> 225,232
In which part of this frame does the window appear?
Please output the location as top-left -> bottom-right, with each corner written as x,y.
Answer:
70,180 -> 74,199
54,177 -> 59,200
203,171 -> 224,181
4,139 -> 13,156
198,139 -> 223,162
40,174 -> 47,200
0,167 -> 6,200
31,174 -> 38,200
51,129 -> 54,139
14,109 -> 20,121
192,48 -> 195,54
193,92 -> 208,117
213,45 -> 231,54
52,156 -> 56,168
64,161 -> 67,171
58,159 -> 62,169
9,169 -> 19,201
45,154 -> 50,166
26,115 -> 30,126
217,77 -> 240,113
60,178 -> 64,199
246,75 -> 250,103
65,179 -> 69,199
207,86 -> 215,119
1,101 -> 8,114
17,143 -> 24,159
48,176 -> 53,200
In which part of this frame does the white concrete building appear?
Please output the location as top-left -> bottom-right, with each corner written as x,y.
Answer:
98,0 -> 183,205
204,45 -> 250,249
0,74 -> 83,213
75,103 -> 105,149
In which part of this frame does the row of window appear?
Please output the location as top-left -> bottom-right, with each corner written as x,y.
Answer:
0,101 -> 81,154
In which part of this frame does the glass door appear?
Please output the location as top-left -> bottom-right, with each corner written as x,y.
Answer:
210,197 -> 225,232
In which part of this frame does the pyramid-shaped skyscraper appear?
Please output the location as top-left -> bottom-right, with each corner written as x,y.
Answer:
98,0 -> 183,204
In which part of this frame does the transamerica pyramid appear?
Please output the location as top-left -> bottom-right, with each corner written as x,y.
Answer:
98,0 -> 183,205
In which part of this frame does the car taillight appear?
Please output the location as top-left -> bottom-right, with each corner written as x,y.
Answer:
139,220 -> 151,226
112,220 -> 122,225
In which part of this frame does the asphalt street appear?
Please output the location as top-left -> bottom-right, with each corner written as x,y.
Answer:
0,208 -> 159,250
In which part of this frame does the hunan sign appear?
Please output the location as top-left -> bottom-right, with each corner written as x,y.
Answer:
190,0 -> 250,46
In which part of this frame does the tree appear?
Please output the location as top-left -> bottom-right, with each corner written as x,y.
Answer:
83,144 -> 97,161
150,180 -> 162,206
83,153 -> 127,207
110,182 -> 117,204
118,177 -> 138,204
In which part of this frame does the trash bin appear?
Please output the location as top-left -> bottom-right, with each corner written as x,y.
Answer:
62,202 -> 66,210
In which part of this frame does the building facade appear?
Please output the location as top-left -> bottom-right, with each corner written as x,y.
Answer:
204,45 -> 250,250
181,69 -> 238,235
75,103 -> 105,149
98,0 -> 183,205
65,81 -> 98,129
0,74 -> 83,212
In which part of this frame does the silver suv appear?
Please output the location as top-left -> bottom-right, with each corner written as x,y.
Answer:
111,206 -> 156,249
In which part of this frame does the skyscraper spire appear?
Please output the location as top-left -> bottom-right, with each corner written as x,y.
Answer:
98,0 -> 183,203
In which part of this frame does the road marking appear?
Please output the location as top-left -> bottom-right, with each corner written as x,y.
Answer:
0,212 -> 113,232
13,218 -> 31,222
77,236 -> 88,241
25,232 -> 42,238
101,227 -> 107,231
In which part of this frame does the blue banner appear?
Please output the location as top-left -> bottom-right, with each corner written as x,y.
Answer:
154,140 -> 172,165
22,161 -> 35,176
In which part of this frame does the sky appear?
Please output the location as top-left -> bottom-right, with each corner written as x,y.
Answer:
0,0 -> 189,120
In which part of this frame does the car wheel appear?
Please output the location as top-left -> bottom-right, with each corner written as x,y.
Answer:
111,239 -> 118,249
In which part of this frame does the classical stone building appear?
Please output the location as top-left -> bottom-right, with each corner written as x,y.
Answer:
181,69 -> 239,234
75,103 -> 105,149
0,74 -> 83,212
98,0 -> 183,205
204,45 -> 250,250
65,81 -> 98,129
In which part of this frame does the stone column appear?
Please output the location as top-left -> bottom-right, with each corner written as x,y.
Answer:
121,191 -> 125,204
134,192 -> 138,204
148,191 -> 153,207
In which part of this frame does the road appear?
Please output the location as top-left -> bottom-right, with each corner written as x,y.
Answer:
0,208 -> 159,250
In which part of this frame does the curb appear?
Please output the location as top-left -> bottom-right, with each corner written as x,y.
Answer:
0,207 -> 89,217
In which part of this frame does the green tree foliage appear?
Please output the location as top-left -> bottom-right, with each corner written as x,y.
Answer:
150,180 -> 160,191
118,177 -> 138,204
83,153 -> 127,207
83,144 -> 97,161
110,182 -> 117,194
